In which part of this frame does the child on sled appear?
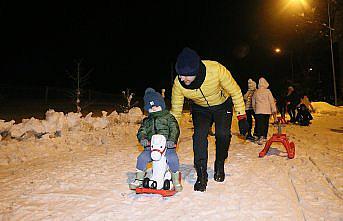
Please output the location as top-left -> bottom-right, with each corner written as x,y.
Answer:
129,88 -> 182,192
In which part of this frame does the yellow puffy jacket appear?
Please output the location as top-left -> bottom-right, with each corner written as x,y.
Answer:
171,60 -> 246,122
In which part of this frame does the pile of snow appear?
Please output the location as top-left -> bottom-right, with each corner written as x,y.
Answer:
0,107 -> 144,140
0,107 -> 144,166
83,111 -> 110,130
311,102 -> 343,115
0,120 -> 15,141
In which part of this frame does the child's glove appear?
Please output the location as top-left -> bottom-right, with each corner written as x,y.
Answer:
166,141 -> 176,149
140,139 -> 149,147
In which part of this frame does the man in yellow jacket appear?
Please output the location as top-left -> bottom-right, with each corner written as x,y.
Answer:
171,47 -> 248,192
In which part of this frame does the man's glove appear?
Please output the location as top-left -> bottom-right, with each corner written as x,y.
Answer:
237,114 -> 249,136
166,141 -> 176,149
140,139 -> 149,147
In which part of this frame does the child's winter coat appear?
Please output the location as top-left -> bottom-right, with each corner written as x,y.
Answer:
137,110 -> 180,143
244,79 -> 256,111
296,104 -> 313,126
252,78 -> 277,114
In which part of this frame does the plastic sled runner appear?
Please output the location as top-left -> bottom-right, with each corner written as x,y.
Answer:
258,122 -> 295,159
135,187 -> 177,197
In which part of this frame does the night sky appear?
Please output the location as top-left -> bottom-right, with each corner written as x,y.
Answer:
1,0 -> 326,98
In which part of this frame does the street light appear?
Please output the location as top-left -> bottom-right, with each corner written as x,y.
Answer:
289,0 -> 309,8
282,0 -> 310,13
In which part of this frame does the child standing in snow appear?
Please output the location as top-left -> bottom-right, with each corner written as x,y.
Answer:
129,88 -> 182,192
243,78 -> 257,140
252,77 -> 277,145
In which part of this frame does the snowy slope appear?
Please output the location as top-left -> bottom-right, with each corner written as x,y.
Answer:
0,102 -> 342,220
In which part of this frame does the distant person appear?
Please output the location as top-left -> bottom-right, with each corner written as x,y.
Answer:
252,77 -> 277,145
243,79 -> 257,140
170,47 -> 248,192
129,88 -> 182,192
285,86 -> 301,123
276,93 -> 287,119
295,103 -> 313,126
300,95 -> 315,113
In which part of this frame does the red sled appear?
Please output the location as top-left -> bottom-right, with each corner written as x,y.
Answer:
135,187 -> 177,197
259,133 -> 295,159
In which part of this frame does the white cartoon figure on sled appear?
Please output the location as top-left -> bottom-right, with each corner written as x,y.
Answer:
142,134 -> 173,190
135,134 -> 182,197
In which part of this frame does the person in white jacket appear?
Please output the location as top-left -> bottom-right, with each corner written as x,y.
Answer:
252,77 -> 277,145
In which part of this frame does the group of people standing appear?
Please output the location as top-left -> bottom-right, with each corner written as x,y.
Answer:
129,46 -> 313,193
284,87 -> 314,126
243,78 -> 277,145
244,79 -> 315,143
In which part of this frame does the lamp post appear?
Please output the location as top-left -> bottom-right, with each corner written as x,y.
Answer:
327,0 -> 337,106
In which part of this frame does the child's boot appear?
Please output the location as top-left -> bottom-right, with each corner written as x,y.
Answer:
171,171 -> 183,192
257,137 -> 267,145
129,169 -> 145,190
246,131 -> 254,141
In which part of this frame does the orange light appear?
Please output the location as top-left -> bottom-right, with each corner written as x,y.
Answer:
280,0 -> 310,14
274,48 -> 281,53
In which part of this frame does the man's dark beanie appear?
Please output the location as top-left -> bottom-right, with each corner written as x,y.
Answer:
175,47 -> 200,76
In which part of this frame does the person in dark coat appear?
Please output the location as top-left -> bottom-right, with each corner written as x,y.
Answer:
276,94 -> 287,119
285,86 -> 301,123
295,104 -> 313,126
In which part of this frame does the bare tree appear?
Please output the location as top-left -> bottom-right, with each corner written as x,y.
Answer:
121,88 -> 138,113
66,59 -> 93,113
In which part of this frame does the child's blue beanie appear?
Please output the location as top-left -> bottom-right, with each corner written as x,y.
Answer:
143,88 -> 166,111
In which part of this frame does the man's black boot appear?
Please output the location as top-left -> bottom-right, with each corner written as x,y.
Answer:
214,160 -> 225,182
194,163 -> 208,192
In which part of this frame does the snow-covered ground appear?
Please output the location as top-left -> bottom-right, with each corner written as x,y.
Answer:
0,102 -> 342,221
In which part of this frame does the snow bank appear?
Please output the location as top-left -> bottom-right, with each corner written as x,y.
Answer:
311,102 -> 343,115
0,107 -> 144,140
0,108 -> 144,165
0,120 -> 15,132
